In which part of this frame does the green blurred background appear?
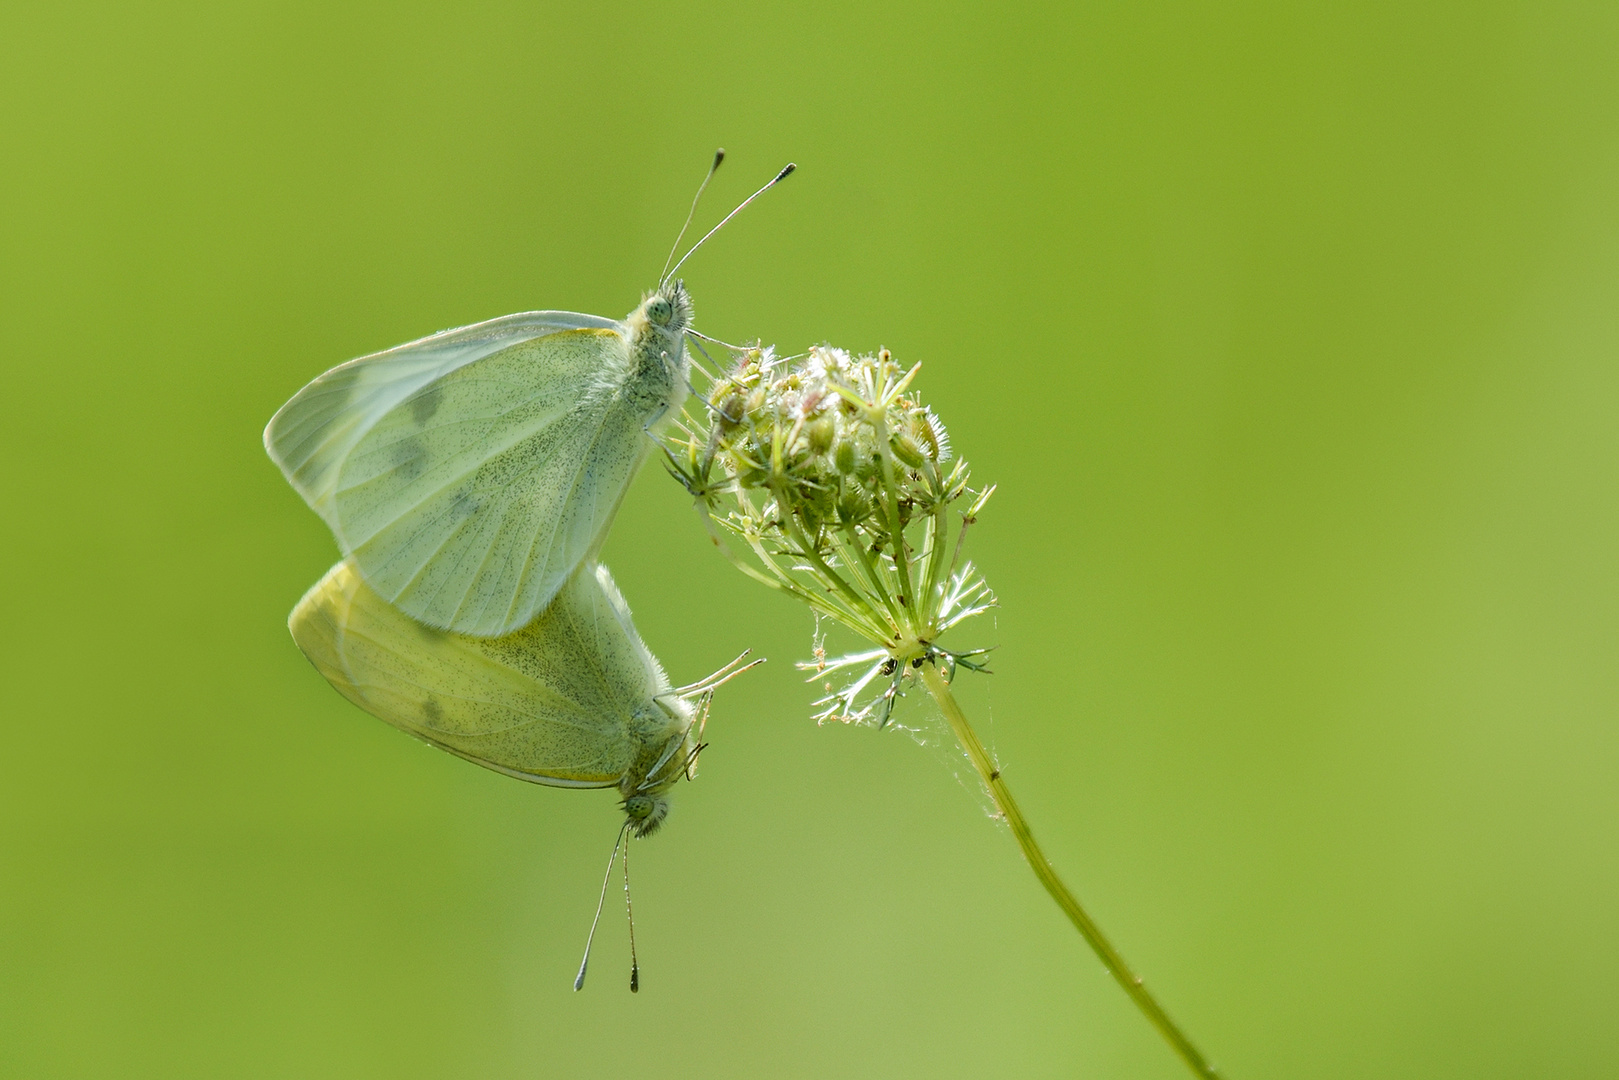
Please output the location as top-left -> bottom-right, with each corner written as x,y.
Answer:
4,1 -> 1617,1077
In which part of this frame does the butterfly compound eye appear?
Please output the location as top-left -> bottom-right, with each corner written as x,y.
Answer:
645,296 -> 674,327
623,794 -> 669,837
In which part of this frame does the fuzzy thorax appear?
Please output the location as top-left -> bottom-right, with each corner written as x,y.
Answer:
617,696 -> 697,838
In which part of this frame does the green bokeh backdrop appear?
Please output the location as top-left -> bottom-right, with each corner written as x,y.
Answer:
4,2 -> 1618,1077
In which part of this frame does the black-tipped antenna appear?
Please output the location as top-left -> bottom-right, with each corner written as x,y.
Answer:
660,149 -> 726,283
662,162 -> 796,284
623,836 -> 640,992
574,822 -> 629,991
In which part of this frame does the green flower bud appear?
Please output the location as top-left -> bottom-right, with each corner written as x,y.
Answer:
837,488 -> 871,525
801,480 -> 836,528
856,451 -> 882,483
891,432 -> 927,470
833,438 -> 857,475
910,413 -> 938,460
806,415 -> 836,456
713,391 -> 745,430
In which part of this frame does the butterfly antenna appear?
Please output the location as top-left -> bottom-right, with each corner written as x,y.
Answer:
623,836 -> 641,993
664,162 -> 796,284
574,822 -> 630,991
660,148 -> 726,284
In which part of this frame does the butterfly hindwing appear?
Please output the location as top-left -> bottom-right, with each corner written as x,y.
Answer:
289,560 -> 646,787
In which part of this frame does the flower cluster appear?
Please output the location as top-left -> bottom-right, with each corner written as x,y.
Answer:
662,343 -> 995,726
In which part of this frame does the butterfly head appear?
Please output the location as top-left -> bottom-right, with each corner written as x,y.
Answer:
622,793 -> 670,837
634,280 -> 693,341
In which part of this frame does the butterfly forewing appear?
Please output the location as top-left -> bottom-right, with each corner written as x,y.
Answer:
267,311 -> 652,636
337,332 -> 655,636
266,311 -> 617,516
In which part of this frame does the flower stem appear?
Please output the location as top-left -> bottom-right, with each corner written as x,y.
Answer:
916,661 -> 1220,1079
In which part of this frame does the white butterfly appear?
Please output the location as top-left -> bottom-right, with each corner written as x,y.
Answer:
266,287 -> 692,636
290,555 -> 759,990
289,557 -> 750,837
264,156 -> 793,636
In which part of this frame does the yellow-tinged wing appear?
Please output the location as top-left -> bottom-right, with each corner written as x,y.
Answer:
288,560 -> 679,788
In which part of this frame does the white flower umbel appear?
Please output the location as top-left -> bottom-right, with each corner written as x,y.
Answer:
662,343 -> 1220,1079
664,345 -> 996,681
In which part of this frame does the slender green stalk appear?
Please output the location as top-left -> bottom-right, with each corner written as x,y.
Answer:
666,342 -> 1221,1076
916,661 -> 1219,1079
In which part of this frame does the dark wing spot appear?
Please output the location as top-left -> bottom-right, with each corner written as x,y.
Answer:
392,436 -> 427,481
411,385 -> 442,424
422,698 -> 444,723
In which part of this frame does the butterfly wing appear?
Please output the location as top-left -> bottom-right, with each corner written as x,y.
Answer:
288,560 -> 640,787
266,310 -> 617,515
267,310 -> 654,636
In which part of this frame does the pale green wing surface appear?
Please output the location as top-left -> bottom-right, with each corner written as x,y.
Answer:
265,310 -> 618,518
329,327 -> 657,636
266,310 -> 638,636
579,561 -> 673,702
288,559 -> 671,787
